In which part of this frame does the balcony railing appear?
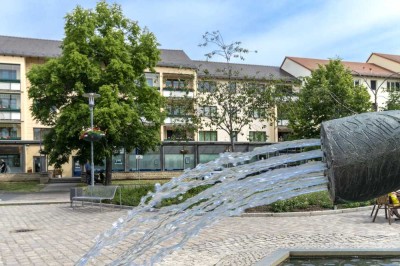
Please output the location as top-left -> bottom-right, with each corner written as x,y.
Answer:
0,107 -> 20,111
0,136 -> 21,140
163,89 -> 194,98
277,119 -> 289,126
163,136 -> 194,141
0,111 -> 20,120
0,80 -> 21,91
164,117 -> 193,124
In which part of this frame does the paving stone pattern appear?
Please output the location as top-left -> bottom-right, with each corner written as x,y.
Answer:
0,204 -> 399,265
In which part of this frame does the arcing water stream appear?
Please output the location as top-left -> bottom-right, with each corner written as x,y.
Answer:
77,139 -> 327,265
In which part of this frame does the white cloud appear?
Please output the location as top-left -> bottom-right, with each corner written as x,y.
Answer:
241,0 -> 400,65
1,0 -> 400,67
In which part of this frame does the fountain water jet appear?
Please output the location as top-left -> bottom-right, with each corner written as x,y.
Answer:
77,111 -> 400,265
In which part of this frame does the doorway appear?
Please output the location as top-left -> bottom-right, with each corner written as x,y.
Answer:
33,156 -> 46,173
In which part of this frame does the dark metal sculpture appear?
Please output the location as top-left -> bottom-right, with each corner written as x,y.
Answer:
321,111 -> 400,203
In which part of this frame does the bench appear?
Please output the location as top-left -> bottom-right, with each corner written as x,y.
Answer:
372,194 -> 400,225
70,185 -> 121,211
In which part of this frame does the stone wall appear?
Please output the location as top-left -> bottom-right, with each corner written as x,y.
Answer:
111,171 -> 182,180
0,171 -> 183,183
0,173 -> 41,182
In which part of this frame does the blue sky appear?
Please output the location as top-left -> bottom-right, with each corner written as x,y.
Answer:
1,0 -> 400,66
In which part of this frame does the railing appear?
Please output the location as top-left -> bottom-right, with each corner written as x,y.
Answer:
164,117 -> 193,124
277,119 -> 289,126
0,111 -> 20,120
0,80 -> 20,91
0,137 -> 21,140
0,108 -> 20,112
163,89 -> 194,98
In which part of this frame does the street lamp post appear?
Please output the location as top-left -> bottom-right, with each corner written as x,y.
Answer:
83,93 -> 100,186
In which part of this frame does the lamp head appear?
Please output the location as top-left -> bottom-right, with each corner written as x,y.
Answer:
83,93 -> 100,107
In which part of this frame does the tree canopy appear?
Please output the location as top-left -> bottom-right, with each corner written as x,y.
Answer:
385,88 -> 400,111
28,1 -> 165,183
196,31 -> 277,151
288,59 -> 371,139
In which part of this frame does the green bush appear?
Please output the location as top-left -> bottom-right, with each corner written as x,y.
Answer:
246,191 -> 374,213
110,183 -> 212,208
110,184 -> 374,212
0,181 -> 44,192
111,184 -> 155,206
266,191 -> 333,212
159,184 -> 212,208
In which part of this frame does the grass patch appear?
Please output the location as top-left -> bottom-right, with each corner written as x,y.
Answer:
110,183 -> 212,208
0,181 -> 44,192
112,185 -> 374,211
111,184 -> 155,206
112,179 -> 169,186
0,180 -> 374,212
159,184 -> 212,208
245,191 -> 374,213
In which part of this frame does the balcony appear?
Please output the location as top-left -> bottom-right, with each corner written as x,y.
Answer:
164,117 -> 193,125
0,80 -> 20,91
162,89 -> 194,98
277,119 -> 289,126
0,136 -> 21,140
0,111 -> 20,120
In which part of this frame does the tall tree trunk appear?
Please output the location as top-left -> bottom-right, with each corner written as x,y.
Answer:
104,155 -> 112,185
230,136 -> 235,152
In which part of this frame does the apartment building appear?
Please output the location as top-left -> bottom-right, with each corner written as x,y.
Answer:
281,56 -> 400,111
0,35 -> 294,175
367,53 -> 400,73
0,36 -> 60,174
194,60 -> 296,142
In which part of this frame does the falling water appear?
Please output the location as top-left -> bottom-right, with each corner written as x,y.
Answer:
77,139 -> 328,265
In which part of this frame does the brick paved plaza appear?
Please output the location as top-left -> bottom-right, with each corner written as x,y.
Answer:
0,202 -> 399,265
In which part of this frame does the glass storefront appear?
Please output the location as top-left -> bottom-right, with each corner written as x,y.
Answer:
0,145 -> 22,173
164,145 -> 195,170
128,148 -> 161,171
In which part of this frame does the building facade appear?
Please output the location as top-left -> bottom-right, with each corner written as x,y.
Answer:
0,35 -> 295,176
281,56 -> 400,111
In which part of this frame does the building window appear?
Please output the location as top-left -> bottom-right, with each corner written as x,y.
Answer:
387,81 -> 400,92
275,84 -> 293,95
0,64 -> 20,81
199,131 -> 217,141
166,129 -> 192,140
198,81 -> 216,92
165,79 -> 185,90
0,124 -> 20,139
354,80 -> 360,86
199,106 -> 217,117
146,78 -> 153,87
166,105 -> 187,116
232,131 -> 238,142
370,80 -> 377,90
229,82 -> 237,93
253,109 -> 266,118
249,131 -> 266,142
0,94 -> 20,110
33,128 -> 51,141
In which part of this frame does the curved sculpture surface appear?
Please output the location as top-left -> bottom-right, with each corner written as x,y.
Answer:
321,111 -> 400,203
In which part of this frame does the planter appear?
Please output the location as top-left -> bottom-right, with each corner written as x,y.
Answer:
40,175 -> 49,184
80,130 -> 105,142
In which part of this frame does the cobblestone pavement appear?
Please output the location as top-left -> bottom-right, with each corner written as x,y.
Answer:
1,203 -> 400,266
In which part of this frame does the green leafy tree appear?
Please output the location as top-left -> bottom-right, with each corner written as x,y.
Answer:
385,89 -> 400,110
27,1 -> 165,184
197,31 -> 277,151
288,59 -> 371,139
